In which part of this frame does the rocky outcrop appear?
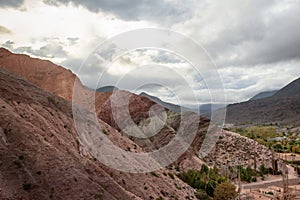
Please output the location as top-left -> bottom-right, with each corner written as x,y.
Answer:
98,90 -> 160,131
0,48 -> 81,101
204,131 -> 285,172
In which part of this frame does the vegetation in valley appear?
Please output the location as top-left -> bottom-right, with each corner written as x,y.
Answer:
226,125 -> 300,154
213,181 -> 238,200
178,164 -> 237,199
235,164 -> 279,183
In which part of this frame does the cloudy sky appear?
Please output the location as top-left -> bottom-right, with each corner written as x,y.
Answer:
0,0 -> 300,107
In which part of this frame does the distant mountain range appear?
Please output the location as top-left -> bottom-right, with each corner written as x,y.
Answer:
199,104 -> 227,115
96,85 -> 119,92
224,77 -> 300,126
94,78 -> 300,127
96,86 -> 227,116
140,93 -> 227,116
249,90 -> 278,101
139,92 -> 193,113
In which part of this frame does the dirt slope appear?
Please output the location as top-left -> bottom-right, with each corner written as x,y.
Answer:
0,67 -> 199,199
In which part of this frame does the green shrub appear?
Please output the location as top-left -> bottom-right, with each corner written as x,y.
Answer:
214,182 -> 238,200
150,171 -> 159,177
237,165 -> 256,183
168,172 -> 174,179
47,96 -> 56,104
174,183 -> 181,190
259,164 -> 268,176
102,129 -> 108,135
178,164 -> 227,198
160,190 -> 167,197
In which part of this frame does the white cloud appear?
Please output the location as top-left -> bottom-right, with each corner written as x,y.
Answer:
0,0 -> 155,60
219,60 -> 300,102
1,0 -> 299,105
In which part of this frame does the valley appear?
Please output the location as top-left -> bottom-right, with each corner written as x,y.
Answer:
0,48 -> 299,199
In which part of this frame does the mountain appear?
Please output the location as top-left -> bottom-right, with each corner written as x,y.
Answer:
139,92 -> 224,115
0,47 -> 112,114
224,77 -> 300,126
0,67 -> 138,199
140,93 -> 227,117
0,63 -> 201,200
249,90 -> 278,101
0,48 -> 283,199
0,47 -> 80,101
199,104 -> 227,115
140,92 -> 185,113
273,77 -> 300,98
99,90 -> 164,131
96,85 -> 119,93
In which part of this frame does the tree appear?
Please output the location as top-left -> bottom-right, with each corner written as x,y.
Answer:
206,180 -> 217,197
273,143 -> 283,152
259,164 -> 268,176
178,166 -> 227,198
214,182 -> 238,200
237,165 -> 253,183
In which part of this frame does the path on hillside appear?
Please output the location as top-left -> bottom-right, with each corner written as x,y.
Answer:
242,165 -> 300,190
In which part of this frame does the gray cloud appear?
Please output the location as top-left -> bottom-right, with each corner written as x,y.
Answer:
67,37 -> 79,46
15,43 -> 68,58
43,0 -> 194,25
53,1 -> 300,104
61,57 -> 82,72
186,0 -> 300,67
96,43 -> 117,62
64,50 -> 218,105
2,40 -> 68,59
3,0 -> 299,105
0,0 -> 24,8
151,51 -> 185,64
2,40 -> 14,49
218,60 -> 300,103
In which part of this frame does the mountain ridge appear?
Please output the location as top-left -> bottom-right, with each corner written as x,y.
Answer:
224,77 -> 300,126
96,85 -> 119,93
273,77 -> 300,98
249,90 -> 278,101
0,47 -> 81,101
